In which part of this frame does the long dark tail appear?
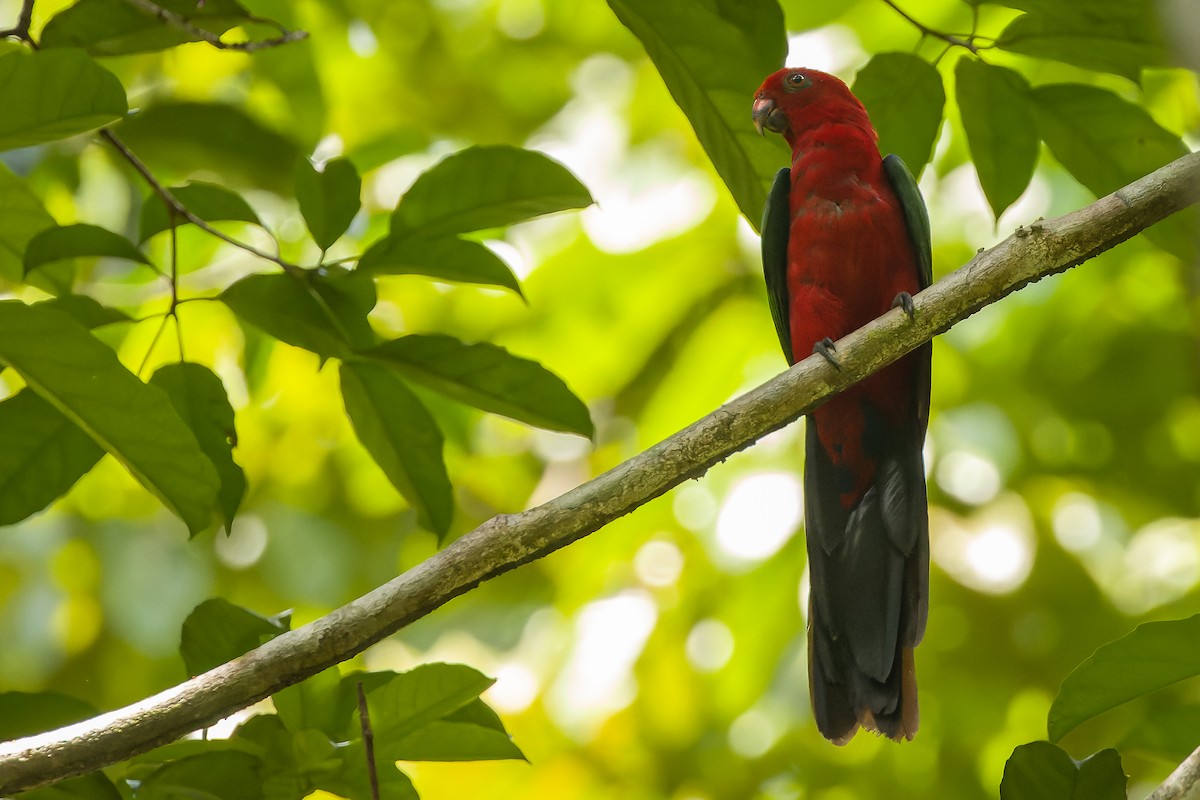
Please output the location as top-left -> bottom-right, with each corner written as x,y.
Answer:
802,396 -> 929,743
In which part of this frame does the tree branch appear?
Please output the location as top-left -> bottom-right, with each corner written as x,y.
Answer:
1,151 -> 1198,793
0,0 -> 35,41
1147,742 -> 1200,800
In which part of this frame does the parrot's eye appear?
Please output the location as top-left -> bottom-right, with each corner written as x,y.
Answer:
784,72 -> 808,90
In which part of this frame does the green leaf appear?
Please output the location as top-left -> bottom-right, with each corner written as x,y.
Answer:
139,181 -> 263,243
851,53 -> 946,177
385,720 -> 525,762
23,223 -> 151,274
323,742 -> 418,800
221,270 -> 376,360
138,751 -> 264,800
1000,742 -> 1125,800
117,102 -> 300,193
150,363 -> 246,531
443,697 -> 509,733
954,59 -> 1039,219
0,691 -> 96,739
365,334 -> 593,436
0,301 -> 220,535
41,0 -> 254,56
295,158 -> 362,251
1048,614 -> 1200,742
995,10 -> 1165,82
0,162 -> 57,284
179,599 -> 288,677
18,773 -> 122,800
360,663 -> 496,742
339,362 -> 452,537
606,0 -> 788,231
0,49 -> 127,151
1030,84 -> 1194,261
0,389 -> 103,526
357,234 -> 523,296
35,295 -> 130,329
272,667 -> 344,740
390,145 -> 592,238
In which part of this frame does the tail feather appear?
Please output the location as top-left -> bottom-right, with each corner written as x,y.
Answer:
803,401 -> 928,743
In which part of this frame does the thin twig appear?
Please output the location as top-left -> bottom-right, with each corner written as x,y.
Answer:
0,151 -> 1197,794
356,683 -> 380,800
99,128 -> 305,278
117,0 -> 308,52
880,0 -> 980,54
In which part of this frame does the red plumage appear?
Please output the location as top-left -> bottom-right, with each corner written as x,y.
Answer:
753,68 -> 931,743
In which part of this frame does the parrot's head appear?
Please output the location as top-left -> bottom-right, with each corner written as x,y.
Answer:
752,68 -> 871,143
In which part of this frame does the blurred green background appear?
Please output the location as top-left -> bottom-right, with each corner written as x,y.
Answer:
1,0 -> 1199,797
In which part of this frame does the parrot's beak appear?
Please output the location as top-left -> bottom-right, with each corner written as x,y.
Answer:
752,95 -> 786,136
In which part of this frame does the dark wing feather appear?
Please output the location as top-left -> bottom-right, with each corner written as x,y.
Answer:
761,167 -> 793,363
883,154 -> 932,290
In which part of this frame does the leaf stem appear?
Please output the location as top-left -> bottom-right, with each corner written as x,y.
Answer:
357,682 -> 380,800
0,0 -> 34,42
99,129 -> 306,278
879,0 -> 981,54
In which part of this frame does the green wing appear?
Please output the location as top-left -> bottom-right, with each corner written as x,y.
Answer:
761,167 -> 793,363
882,154 -> 932,290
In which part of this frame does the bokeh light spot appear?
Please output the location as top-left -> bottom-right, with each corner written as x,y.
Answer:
715,472 -> 802,564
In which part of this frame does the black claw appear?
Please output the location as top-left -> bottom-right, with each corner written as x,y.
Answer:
892,291 -> 916,319
813,337 -> 841,370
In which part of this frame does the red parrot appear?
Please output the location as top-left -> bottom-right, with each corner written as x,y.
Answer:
752,68 -> 931,743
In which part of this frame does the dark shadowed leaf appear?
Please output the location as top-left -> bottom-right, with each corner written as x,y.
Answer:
852,53 -> 945,177
35,295 -> 131,329
221,270 -> 376,360
150,363 -> 246,531
0,302 -> 220,535
339,362 -> 452,537
365,334 -> 593,436
139,182 -> 263,243
996,8 -> 1165,82
0,49 -> 127,151
1001,742 -> 1125,800
357,234 -> 523,295
295,157 -> 362,251
179,599 -> 289,677
1030,83 -> 1194,261
0,163 -> 56,283
0,389 -> 103,526
117,102 -> 300,192
1048,614 -> 1200,742
390,145 -> 592,238
41,0 -> 253,56
955,59 -> 1039,219
138,751 -> 264,800
23,224 -> 151,273
606,0 -> 788,230
324,742 -> 418,800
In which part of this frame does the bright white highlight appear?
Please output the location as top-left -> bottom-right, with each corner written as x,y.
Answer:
715,472 -> 803,563
1052,493 -> 1103,552
937,450 -> 1002,505
634,538 -> 685,587
1112,519 -> 1200,614
786,25 -> 865,74
932,497 -> 1035,594
548,591 -> 657,738
685,619 -> 734,672
673,483 -> 717,532
728,707 -> 782,758
487,662 -> 540,713
214,515 -> 268,569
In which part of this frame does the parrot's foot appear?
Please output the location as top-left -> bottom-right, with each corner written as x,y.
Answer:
892,291 -> 916,319
813,337 -> 841,370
